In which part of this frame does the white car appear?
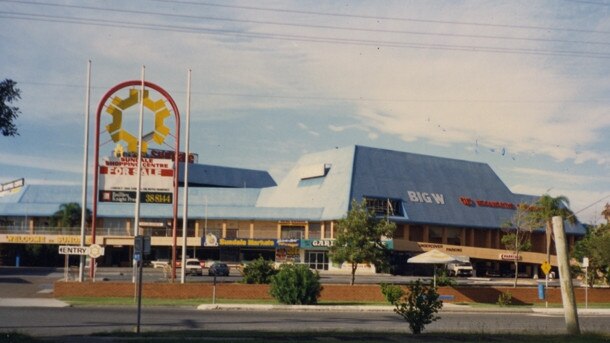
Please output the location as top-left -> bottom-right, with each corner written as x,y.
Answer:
184,258 -> 203,276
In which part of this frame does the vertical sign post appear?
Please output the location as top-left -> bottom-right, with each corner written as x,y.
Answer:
583,257 -> 589,310
134,235 -> 150,334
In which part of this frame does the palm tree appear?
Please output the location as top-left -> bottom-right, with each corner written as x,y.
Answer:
528,194 -> 576,264
51,202 -> 91,230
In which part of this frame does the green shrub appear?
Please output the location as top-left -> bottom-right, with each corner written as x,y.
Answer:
269,264 -> 322,305
380,283 -> 404,305
497,291 -> 512,306
241,257 -> 277,284
393,279 -> 443,334
435,269 -> 456,287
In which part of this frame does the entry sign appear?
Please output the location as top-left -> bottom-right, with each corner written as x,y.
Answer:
58,244 -> 105,258
541,261 -> 552,275
59,246 -> 88,256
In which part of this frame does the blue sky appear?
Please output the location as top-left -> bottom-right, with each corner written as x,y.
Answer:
1,0 -> 610,224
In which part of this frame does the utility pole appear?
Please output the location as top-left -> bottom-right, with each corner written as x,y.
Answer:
552,216 -> 580,335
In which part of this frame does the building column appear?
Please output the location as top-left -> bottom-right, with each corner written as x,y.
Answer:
404,225 -> 410,241
485,230 -> 492,248
277,223 -> 282,239
195,220 -> 200,238
222,221 -> 227,238
249,221 -> 254,239
460,228 -> 466,246
126,220 -> 131,236
441,227 -> 448,244
304,222 -> 309,240
423,225 -> 429,242
330,221 -> 334,239
321,222 -> 326,239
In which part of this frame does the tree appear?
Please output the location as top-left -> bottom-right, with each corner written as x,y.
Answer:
573,224 -> 610,286
329,199 -> 396,285
501,203 -> 536,287
241,256 -> 277,284
51,203 -> 91,229
602,203 -> 610,224
393,279 -> 443,334
0,79 -> 21,137
527,194 -> 576,264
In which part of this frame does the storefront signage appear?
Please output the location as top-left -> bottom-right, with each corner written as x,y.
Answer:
2,235 -> 92,245
459,196 -> 515,209
277,239 -> 300,247
300,239 -> 334,250
218,238 -> 276,247
0,178 -> 24,197
417,243 -> 462,253
312,240 -> 334,247
203,233 -> 219,247
418,243 -> 443,249
407,191 -> 445,205
500,253 -> 522,261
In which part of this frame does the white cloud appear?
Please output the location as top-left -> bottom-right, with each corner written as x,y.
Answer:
0,153 -> 82,174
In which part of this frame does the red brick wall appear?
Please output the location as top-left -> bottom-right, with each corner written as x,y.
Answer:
54,282 -> 609,304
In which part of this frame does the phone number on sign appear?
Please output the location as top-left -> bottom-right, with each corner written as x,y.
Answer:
144,192 -> 173,204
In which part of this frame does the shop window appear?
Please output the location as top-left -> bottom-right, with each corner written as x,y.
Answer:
409,225 -> 424,242
446,227 -> 462,245
226,228 -> 239,239
281,226 -> 304,239
429,227 -> 443,244
364,197 -> 403,216
308,223 -> 321,240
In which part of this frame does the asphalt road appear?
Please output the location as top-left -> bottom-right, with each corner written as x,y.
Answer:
1,306 -> 609,338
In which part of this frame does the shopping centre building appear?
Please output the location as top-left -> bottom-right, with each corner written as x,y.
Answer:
0,145 -> 586,277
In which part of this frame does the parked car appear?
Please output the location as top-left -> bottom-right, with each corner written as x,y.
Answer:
208,262 -> 230,276
184,258 -> 203,276
151,259 -> 169,269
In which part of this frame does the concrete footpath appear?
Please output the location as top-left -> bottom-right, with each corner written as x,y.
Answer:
196,303 -> 610,315
1,297 -> 609,316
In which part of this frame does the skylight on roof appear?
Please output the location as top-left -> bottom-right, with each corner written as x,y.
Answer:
299,163 -> 331,180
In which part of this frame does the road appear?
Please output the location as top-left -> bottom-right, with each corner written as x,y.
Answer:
1,306 -> 609,338
0,266 -> 567,289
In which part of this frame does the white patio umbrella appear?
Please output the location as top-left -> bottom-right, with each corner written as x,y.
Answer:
407,249 -> 458,287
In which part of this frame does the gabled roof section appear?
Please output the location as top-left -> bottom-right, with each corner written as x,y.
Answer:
178,162 -> 276,188
256,146 -> 355,220
349,145 -> 585,234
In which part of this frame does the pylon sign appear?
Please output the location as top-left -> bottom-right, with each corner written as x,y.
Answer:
94,81 -> 181,204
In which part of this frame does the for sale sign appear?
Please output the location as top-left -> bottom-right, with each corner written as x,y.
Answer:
99,156 -> 173,204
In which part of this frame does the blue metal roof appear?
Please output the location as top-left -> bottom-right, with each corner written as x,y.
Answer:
348,146 -> 585,234
178,162 -> 276,188
0,145 -> 587,235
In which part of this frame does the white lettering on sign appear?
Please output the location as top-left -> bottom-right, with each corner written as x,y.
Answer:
312,240 -> 334,247
407,191 -> 445,205
58,246 -> 89,255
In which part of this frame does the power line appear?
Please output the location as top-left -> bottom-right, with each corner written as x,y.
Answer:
18,81 -> 610,104
3,11 -> 610,60
150,0 -> 610,35
5,0 -> 610,47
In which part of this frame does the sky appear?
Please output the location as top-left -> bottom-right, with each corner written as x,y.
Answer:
1,0 -> 610,225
